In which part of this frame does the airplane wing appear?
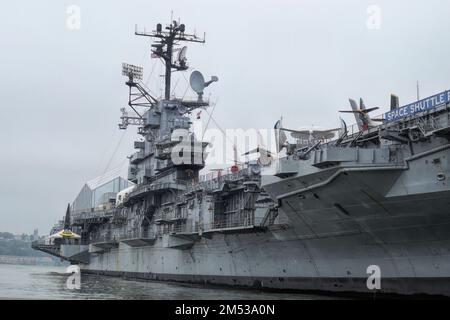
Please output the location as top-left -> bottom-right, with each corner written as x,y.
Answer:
242,147 -> 273,156
339,110 -> 360,113
339,107 -> 379,114
363,107 -> 379,113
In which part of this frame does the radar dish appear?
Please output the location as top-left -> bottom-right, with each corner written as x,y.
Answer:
190,70 -> 205,94
178,46 -> 187,62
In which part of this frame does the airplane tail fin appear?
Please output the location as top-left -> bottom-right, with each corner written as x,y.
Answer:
390,94 -> 399,111
349,98 -> 364,131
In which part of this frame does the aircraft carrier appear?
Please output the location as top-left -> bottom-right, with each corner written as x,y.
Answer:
33,19 -> 450,296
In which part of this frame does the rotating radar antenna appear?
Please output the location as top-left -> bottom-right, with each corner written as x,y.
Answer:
134,20 -> 206,100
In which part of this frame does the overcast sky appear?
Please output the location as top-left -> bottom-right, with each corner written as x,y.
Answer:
2,0 -> 450,234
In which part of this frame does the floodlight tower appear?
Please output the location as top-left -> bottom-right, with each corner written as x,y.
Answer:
135,20 -> 205,100
120,62 -> 158,131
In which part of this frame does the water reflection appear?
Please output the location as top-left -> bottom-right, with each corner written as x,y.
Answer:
0,264 -> 335,300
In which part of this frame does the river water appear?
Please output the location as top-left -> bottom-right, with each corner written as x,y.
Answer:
0,263 -> 335,300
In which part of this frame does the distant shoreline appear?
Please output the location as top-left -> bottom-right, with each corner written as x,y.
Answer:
0,255 -> 60,266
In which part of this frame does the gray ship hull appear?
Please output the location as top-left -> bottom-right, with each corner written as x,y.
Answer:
80,191 -> 450,296
80,144 -> 450,296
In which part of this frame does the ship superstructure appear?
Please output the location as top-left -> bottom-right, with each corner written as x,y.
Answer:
33,18 -> 450,296
33,18 -> 276,264
111,21 -> 269,241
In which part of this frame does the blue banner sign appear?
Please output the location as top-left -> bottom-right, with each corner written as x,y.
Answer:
384,90 -> 450,122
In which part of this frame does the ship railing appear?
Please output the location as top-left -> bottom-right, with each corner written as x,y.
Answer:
398,107 -> 450,134
154,212 -> 188,223
90,229 -> 156,244
336,104 -> 450,144
71,208 -> 115,223
32,236 -> 80,250
31,239 -> 62,257
31,238 -> 54,247
166,215 -> 259,235
81,204 -> 116,213
199,167 -> 248,182
115,229 -> 156,240
89,234 -> 117,244
209,216 -> 256,231
130,179 -> 188,196
182,168 -> 249,196
71,206 -> 114,216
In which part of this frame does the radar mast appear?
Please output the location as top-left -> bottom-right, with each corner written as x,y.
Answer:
135,20 -> 205,100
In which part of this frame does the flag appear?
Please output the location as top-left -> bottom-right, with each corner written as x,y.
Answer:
196,111 -> 202,119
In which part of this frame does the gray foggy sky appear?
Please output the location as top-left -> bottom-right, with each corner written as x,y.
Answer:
1,0 -> 450,234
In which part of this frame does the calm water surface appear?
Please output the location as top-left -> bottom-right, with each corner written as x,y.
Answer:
0,263 -> 337,300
